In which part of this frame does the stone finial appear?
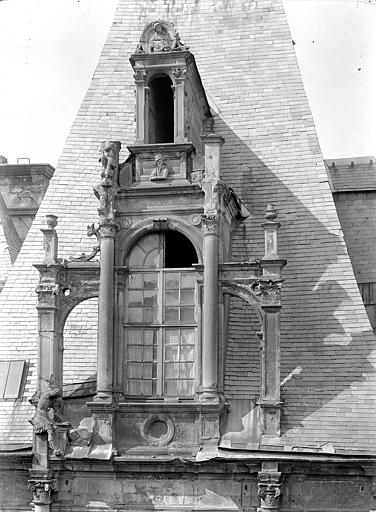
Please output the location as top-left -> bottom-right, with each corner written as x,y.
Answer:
135,20 -> 189,54
262,204 -> 280,261
41,214 -> 58,264
0,155 -> 8,164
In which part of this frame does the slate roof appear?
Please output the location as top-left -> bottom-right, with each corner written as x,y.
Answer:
325,156 -> 376,192
0,0 -> 375,454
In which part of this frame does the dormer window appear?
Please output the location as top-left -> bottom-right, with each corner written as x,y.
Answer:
148,74 -> 174,144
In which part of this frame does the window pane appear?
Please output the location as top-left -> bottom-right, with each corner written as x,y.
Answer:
128,346 -> 142,361
181,273 -> 194,288
179,379 -> 194,395
128,380 -> 141,395
128,307 -> 142,323
128,290 -> 143,306
129,273 -> 143,289
180,362 -> 194,379
143,363 -> 153,378
164,381 -> 178,396
144,330 -> 155,345
128,362 -> 142,378
142,380 -> 153,396
180,345 -> 194,361
181,329 -> 195,344
181,307 -> 195,322
165,290 -> 179,306
144,290 -> 157,306
143,307 -> 155,323
143,347 -> 154,361
165,307 -> 179,323
128,329 -> 142,344
181,289 -> 194,305
144,274 -> 158,289
164,363 -> 179,378
165,273 -> 179,289
165,329 -> 180,344
164,345 -> 179,361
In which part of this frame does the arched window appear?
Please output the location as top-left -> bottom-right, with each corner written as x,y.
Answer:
124,231 -> 198,399
148,75 -> 174,143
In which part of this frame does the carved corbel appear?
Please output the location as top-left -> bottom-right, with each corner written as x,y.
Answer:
257,470 -> 283,511
28,478 -> 57,506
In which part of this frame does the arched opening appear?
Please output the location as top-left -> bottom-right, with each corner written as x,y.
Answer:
124,230 -> 198,399
63,297 -> 98,397
148,75 -> 174,144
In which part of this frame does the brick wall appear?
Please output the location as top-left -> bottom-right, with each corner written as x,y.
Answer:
0,0 -> 375,453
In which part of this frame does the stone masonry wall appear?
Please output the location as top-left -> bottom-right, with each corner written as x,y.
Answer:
0,0 -> 375,453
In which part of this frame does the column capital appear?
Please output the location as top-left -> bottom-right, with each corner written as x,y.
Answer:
28,477 -> 57,507
98,220 -> 119,239
201,214 -> 220,236
172,66 -> 187,81
133,68 -> 147,83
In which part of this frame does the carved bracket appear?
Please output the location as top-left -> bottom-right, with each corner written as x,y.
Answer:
28,478 -> 57,506
69,223 -> 100,262
257,470 -> 283,511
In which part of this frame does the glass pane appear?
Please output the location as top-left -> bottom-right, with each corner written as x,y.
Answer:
144,274 -> 158,289
128,362 -> 142,378
181,329 -> 195,344
181,273 -> 194,288
180,362 -> 194,379
165,290 -> 179,306
128,246 -> 145,267
165,273 -> 179,289
140,233 -> 159,256
181,289 -> 194,305
129,273 -> 143,289
165,329 -> 180,344
143,363 -> 153,378
128,346 -> 142,361
128,307 -> 142,323
180,345 -> 194,361
164,345 -> 179,361
128,290 -> 143,306
165,307 -> 179,323
144,248 -> 160,267
181,307 -> 195,322
144,330 -> 155,345
128,329 -> 142,344
128,380 -> 141,395
143,347 -> 154,362
179,379 -> 194,395
164,363 -> 179,378
144,290 -> 157,306
143,307 -> 155,323
164,380 -> 178,396
142,380 -> 153,396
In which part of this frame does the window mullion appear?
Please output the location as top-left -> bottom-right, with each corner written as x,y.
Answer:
156,270 -> 164,396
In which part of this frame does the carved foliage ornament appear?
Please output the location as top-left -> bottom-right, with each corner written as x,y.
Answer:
135,20 -> 189,54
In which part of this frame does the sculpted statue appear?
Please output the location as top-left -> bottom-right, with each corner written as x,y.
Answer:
29,386 -> 63,456
99,141 -> 119,187
149,21 -> 172,52
150,154 -> 169,181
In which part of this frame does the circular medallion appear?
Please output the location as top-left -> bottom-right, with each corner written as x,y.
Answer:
191,214 -> 202,226
141,415 -> 175,446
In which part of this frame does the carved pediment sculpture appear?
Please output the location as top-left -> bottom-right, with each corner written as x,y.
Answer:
135,20 -> 189,54
150,153 -> 169,181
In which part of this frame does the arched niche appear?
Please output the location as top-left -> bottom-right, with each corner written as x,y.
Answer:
62,297 -> 98,396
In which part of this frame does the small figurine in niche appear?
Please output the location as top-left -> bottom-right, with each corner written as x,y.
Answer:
149,21 -> 172,52
150,154 -> 169,181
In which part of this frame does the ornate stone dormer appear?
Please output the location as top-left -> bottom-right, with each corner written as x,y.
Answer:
125,20 -> 212,187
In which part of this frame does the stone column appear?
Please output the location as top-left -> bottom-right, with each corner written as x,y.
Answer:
259,205 -> 286,440
35,215 -> 63,393
133,68 -> 147,143
200,133 -> 224,402
201,214 -> 219,400
172,66 -> 186,143
94,141 -> 121,402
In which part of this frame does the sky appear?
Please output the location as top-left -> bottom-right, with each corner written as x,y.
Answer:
0,0 -> 375,166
